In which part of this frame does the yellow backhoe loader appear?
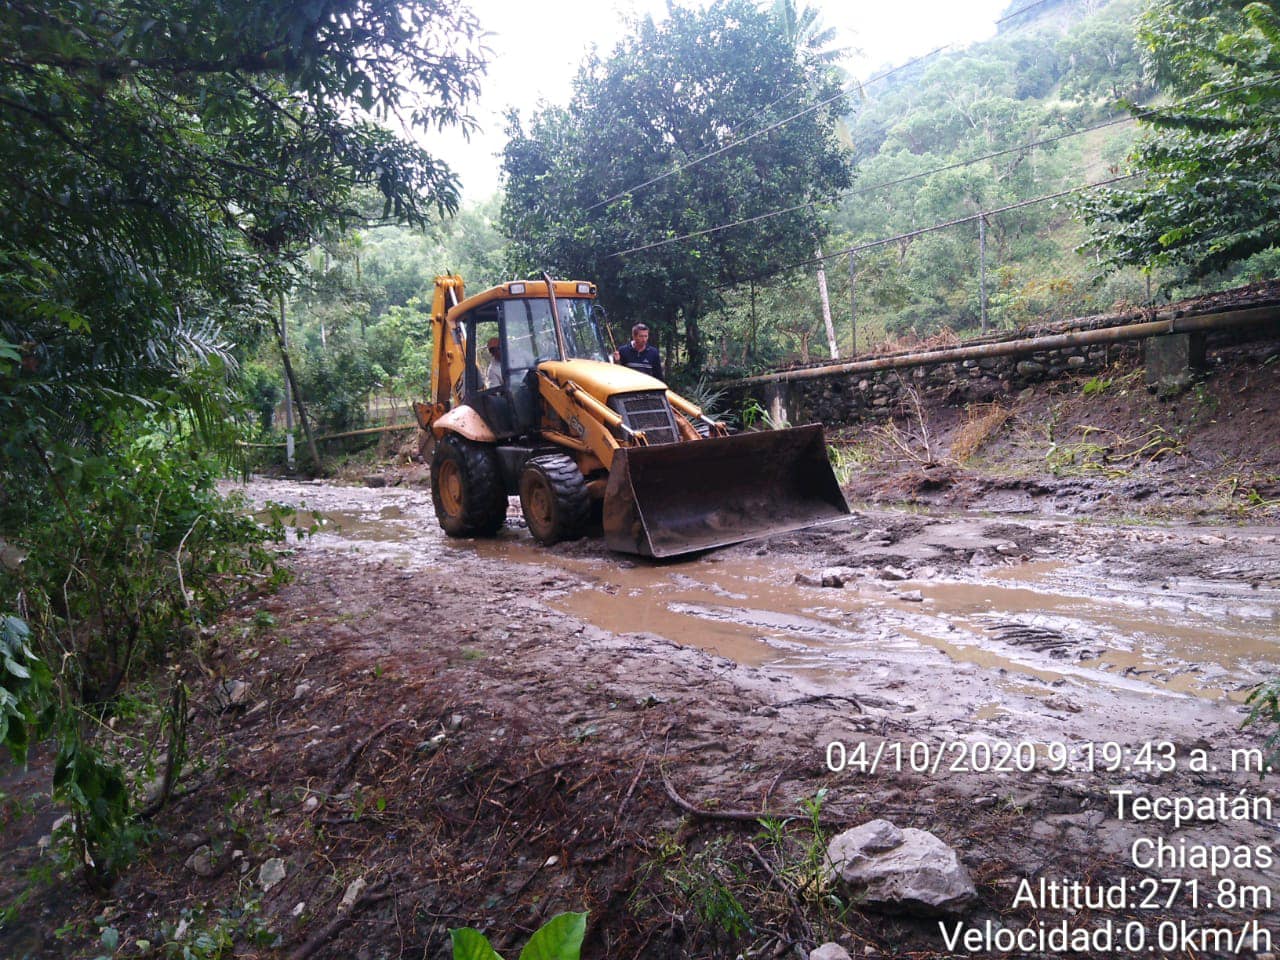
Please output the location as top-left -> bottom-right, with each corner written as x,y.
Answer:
413,274 -> 849,558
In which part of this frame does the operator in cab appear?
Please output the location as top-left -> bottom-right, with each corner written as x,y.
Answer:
612,322 -> 662,381
484,336 -> 503,388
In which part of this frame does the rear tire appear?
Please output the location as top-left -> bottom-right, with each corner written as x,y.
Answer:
519,454 -> 590,545
431,434 -> 507,537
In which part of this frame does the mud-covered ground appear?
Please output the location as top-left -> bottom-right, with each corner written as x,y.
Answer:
842,336 -> 1280,523
3,342 -> 1279,960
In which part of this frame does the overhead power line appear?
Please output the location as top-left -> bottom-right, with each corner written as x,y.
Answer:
584,0 -> 1076,214
721,171 -> 1141,290
584,45 -> 949,213
605,74 -> 1278,261
996,0 -> 1061,25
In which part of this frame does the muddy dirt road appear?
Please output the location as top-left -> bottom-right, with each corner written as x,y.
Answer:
205,475 -> 1279,958
252,476 -> 1279,749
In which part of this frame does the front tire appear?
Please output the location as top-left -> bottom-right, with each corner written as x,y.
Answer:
431,434 -> 507,537
519,454 -> 590,545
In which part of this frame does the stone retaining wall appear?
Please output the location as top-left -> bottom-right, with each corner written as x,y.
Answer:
723,341 -> 1140,428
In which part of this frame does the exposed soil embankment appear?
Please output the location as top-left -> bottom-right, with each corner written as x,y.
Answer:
837,336 -> 1280,524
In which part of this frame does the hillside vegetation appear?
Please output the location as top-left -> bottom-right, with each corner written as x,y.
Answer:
268,0 -> 1280,431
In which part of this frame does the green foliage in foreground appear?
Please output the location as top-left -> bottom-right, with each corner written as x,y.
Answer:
0,615 -> 52,764
1,0 -> 481,894
1,421 -> 288,888
450,912 -> 588,960
0,0 -> 485,467
1244,679 -> 1280,775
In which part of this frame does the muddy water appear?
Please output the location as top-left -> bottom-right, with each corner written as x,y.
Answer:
481,541 -> 1274,703
233,479 -> 1278,715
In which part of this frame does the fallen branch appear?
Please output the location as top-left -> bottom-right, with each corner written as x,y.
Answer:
326,720 -> 407,794
771,693 -> 862,713
662,771 -> 850,829
662,771 -> 780,823
288,881 -> 394,960
746,841 -> 815,945
612,756 -> 648,833
497,759 -> 576,791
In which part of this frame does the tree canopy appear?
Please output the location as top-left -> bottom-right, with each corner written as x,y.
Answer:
1081,0 -> 1280,280
0,0 -> 487,885
0,0 -> 485,463
499,0 -> 852,372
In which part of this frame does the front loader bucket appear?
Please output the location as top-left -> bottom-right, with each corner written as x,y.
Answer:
602,423 -> 851,558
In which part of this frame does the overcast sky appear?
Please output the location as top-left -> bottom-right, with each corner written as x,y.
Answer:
433,0 -> 1013,201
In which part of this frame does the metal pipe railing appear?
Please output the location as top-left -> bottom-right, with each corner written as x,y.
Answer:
732,305 -> 1280,386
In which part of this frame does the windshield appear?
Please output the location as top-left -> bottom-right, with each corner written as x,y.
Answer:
560,299 -> 611,362
503,297 -> 610,371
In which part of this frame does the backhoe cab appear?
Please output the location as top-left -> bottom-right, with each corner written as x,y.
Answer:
414,274 -> 848,558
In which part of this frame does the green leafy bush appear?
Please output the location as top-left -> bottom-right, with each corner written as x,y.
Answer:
0,615 -> 52,763
2,420 -> 287,885
1244,680 -> 1280,776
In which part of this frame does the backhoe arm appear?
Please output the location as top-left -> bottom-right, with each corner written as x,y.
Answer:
415,275 -> 466,432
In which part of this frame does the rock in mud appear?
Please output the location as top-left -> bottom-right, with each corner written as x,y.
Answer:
825,819 -> 977,915
810,944 -> 852,960
259,857 -> 287,891
340,876 -> 366,910
213,679 -> 251,712
1043,694 -> 1082,714
184,845 -> 216,877
821,566 -> 859,588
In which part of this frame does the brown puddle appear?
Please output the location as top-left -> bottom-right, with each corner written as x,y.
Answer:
464,538 -> 1276,703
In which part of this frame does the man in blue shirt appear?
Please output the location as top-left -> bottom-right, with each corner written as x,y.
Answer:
613,322 -> 663,381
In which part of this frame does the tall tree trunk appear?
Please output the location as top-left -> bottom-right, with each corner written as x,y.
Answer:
815,245 -> 838,359
276,293 -> 322,474
684,311 -> 704,373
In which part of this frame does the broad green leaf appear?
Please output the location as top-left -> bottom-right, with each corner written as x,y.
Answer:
517,913 -> 588,960
449,927 -> 505,960
4,656 -> 31,680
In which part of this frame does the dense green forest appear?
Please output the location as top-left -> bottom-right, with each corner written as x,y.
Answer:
2,0 -> 1278,907
267,0 -> 1280,430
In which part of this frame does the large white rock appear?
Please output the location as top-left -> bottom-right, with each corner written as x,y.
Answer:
826,819 -> 976,916
810,944 -> 853,960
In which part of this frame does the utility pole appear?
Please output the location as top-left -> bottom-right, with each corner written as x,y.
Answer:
816,245 -> 839,359
847,252 -> 857,357
979,215 -> 988,334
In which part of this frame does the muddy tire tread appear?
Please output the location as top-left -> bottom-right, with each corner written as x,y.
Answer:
521,454 -> 590,545
431,434 -> 507,537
